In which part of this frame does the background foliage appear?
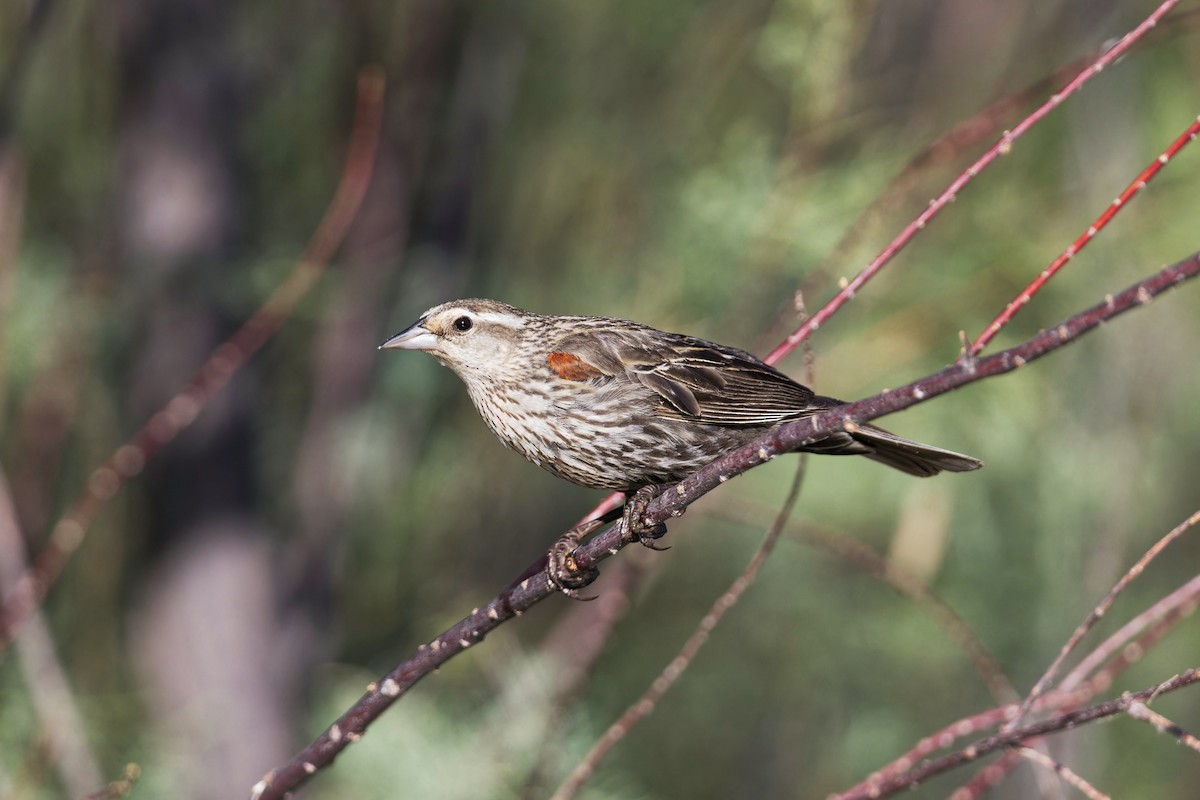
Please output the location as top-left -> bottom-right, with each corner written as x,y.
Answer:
1,1 -> 1198,798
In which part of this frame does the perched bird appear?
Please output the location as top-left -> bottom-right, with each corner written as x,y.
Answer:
381,298 -> 981,490
381,299 -> 981,592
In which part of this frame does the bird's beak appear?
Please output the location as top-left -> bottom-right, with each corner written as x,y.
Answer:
379,320 -> 439,351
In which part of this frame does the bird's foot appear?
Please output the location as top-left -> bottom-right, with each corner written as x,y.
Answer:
623,485 -> 669,550
546,518 -> 604,600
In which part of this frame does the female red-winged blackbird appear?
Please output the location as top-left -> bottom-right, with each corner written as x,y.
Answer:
381,298 -> 981,489
382,299 -> 981,592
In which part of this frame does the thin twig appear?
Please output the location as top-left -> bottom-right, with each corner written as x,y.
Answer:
838,512 -> 1200,799
1016,746 -> 1110,800
783,8 -> 1200,345
844,568 -> 1200,799
1126,702 -> 1200,753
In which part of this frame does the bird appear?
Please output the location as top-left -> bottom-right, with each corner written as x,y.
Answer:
381,298 -> 981,590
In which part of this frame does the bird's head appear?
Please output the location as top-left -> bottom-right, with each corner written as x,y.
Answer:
380,299 -> 535,381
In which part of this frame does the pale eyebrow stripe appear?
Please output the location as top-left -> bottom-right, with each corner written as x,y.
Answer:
472,311 -> 525,329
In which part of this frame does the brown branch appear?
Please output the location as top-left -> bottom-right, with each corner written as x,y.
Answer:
250,250 -> 1200,799
1126,702 -> 1200,753
0,68 -> 385,657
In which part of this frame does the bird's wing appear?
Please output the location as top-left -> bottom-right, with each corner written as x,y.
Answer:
549,329 -> 817,426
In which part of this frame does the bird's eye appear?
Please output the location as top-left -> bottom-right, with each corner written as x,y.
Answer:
453,316 -> 473,332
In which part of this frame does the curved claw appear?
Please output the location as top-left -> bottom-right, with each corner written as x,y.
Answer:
622,485 -> 669,545
546,518 -> 603,596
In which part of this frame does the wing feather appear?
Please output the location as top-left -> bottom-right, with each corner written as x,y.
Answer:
551,328 -> 817,426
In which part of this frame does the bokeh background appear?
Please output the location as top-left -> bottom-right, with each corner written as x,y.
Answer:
1,1 -> 1199,798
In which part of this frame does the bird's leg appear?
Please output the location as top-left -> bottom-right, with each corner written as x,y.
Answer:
546,506 -> 621,599
623,485 -> 669,550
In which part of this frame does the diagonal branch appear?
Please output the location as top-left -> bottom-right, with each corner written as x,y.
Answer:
250,251 -> 1200,799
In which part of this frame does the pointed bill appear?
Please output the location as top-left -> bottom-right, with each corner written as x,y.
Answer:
379,321 -> 438,351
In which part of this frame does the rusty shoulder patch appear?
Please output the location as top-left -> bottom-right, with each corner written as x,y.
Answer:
548,352 -> 605,381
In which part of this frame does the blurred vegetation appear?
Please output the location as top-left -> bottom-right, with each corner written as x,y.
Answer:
1,1 -> 1199,798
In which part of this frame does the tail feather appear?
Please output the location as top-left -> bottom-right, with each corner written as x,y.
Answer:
800,396 -> 981,478
851,424 -> 982,477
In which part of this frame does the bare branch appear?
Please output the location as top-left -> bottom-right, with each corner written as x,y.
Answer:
1016,746 -> 1110,800
1126,702 -> 1200,754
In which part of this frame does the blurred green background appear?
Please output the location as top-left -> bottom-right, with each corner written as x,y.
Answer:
1,1 -> 1198,798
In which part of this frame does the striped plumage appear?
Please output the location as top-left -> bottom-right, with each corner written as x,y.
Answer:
381,299 -> 981,491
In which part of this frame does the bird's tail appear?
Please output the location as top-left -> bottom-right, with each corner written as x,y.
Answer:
850,424 -> 982,477
804,396 -> 982,478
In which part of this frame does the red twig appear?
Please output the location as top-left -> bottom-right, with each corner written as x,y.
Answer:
762,0 -> 1181,368
0,68 -> 385,657
971,114 -> 1200,355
